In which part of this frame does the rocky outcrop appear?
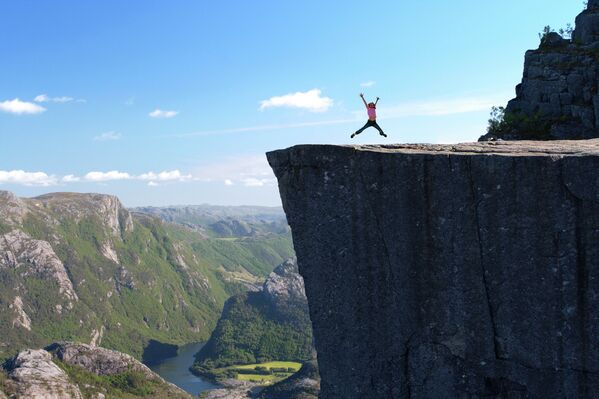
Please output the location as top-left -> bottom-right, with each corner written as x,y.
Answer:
33,193 -> 134,239
0,229 -> 78,302
268,142 -> 599,398
3,343 -> 191,398
7,349 -> 83,399
9,297 -> 31,331
480,2 -> 599,140
47,342 -> 155,376
0,191 -> 28,226
263,258 -> 306,307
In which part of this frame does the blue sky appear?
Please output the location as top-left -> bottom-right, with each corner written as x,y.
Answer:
0,0 -> 584,206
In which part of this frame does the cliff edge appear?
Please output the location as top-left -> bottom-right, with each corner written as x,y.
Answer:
267,141 -> 599,398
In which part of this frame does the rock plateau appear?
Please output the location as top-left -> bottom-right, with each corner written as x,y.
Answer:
268,141 -> 599,398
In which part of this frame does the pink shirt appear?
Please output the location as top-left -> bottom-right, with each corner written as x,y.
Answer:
367,107 -> 376,120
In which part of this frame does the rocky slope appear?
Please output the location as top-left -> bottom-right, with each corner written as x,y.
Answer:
0,191 -> 294,362
268,141 -> 599,398
1,342 -> 190,398
480,1 -> 599,140
193,258 -> 313,374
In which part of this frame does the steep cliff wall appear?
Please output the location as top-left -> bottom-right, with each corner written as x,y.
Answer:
481,1 -> 599,140
268,141 -> 599,398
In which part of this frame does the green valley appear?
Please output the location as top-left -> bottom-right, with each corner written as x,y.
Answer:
0,191 -> 294,363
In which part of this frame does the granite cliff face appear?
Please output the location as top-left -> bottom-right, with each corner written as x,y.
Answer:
268,141 -> 599,398
481,1 -> 599,140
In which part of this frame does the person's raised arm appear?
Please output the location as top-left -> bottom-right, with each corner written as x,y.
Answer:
375,96 -> 380,106
359,93 -> 368,108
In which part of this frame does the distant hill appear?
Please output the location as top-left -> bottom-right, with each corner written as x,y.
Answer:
132,205 -> 290,238
0,191 -> 294,362
192,258 -> 314,376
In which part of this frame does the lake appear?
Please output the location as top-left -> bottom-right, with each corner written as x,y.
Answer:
147,342 -> 219,396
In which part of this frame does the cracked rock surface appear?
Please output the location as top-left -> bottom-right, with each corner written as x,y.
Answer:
268,141 -> 599,398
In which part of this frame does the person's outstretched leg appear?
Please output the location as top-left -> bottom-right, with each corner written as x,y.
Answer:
351,121 -> 372,138
372,121 -> 387,137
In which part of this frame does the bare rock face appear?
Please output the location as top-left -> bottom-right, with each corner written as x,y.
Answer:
9,297 -> 31,331
268,142 -> 599,398
263,258 -> 306,305
8,349 -> 83,399
0,191 -> 28,226
33,193 -> 134,239
48,342 -> 154,377
480,3 -> 599,140
0,229 -> 78,302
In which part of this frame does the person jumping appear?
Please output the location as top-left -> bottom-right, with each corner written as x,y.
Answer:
351,93 -> 387,138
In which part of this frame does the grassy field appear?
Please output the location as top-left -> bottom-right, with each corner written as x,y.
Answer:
221,361 -> 302,385
234,361 -> 301,370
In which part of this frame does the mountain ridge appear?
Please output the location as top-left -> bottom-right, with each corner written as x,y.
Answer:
0,190 -> 294,362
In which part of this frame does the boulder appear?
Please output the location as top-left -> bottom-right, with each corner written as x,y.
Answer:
7,349 -> 82,399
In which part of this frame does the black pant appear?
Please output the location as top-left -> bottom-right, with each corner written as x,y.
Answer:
355,119 -> 385,135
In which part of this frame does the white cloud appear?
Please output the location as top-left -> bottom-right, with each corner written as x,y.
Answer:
241,178 -> 276,187
94,131 -> 122,141
191,156 -> 277,189
360,81 -> 376,87
34,94 -> 75,103
149,109 -> 179,118
84,171 -> 131,182
0,170 -> 57,186
0,169 -> 197,186
376,96 -> 508,119
33,94 -> 49,102
61,175 -> 80,183
259,89 -> 333,112
0,99 -> 46,115
138,170 -> 191,182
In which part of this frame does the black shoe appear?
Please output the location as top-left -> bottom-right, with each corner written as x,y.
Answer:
351,133 -> 356,139
380,132 -> 387,137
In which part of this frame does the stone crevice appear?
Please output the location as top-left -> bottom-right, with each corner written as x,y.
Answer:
466,158 -> 502,361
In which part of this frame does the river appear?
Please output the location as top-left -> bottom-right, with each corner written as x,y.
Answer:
147,342 -> 219,396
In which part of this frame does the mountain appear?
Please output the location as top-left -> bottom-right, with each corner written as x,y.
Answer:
0,191 -> 294,362
132,205 -> 290,238
1,342 -> 190,398
192,258 -> 314,376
